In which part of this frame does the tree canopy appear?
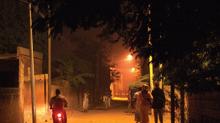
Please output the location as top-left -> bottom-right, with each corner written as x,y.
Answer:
0,0 -> 28,53
33,0 -> 220,92
33,0 -> 220,58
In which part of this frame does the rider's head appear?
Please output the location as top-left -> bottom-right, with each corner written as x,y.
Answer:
55,89 -> 61,96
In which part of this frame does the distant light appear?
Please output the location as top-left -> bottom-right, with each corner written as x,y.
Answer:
126,54 -> 133,61
159,63 -> 163,69
112,96 -> 128,101
130,67 -> 136,73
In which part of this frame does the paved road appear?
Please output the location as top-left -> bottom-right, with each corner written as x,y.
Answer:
41,108 -> 171,123
25,103 -> 171,123
68,108 -> 135,123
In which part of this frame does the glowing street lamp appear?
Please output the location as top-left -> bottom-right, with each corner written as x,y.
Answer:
126,54 -> 133,61
130,67 -> 136,73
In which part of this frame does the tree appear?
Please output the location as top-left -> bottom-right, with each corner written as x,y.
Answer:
32,0 -> 220,72
0,0 -> 28,53
33,1 -> 220,121
52,55 -> 95,105
0,0 -> 47,54
51,29 -> 113,105
109,64 -> 120,83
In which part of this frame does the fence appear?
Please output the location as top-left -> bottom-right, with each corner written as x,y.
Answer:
0,88 -> 24,123
188,91 -> 220,123
23,74 -> 48,123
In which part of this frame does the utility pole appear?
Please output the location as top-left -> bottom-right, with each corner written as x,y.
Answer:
47,4 -> 52,109
28,2 -> 36,123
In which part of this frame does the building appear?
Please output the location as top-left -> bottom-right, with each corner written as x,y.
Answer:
0,47 -> 47,123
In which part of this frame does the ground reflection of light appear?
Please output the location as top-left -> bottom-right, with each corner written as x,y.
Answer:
24,105 -> 48,122
36,106 -> 47,114
112,96 -> 128,101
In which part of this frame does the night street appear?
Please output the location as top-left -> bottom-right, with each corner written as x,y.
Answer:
68,108 -> 135,123
24,101 -> 171,123
28,105 -> 171,123
68,108 -> 171,123
1,0 -> 220,123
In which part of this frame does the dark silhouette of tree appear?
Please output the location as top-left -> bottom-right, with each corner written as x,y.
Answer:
109,64 -> 120,83
0,0 -> 28,53
32,0 -> 220,77
32,1 -> 220,122
0,0 -> 47,53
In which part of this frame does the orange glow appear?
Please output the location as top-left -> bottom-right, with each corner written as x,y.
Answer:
111,96 -> 128,101
130,67 -> 136,73
126,54 -> 133,61
159,63 -> 163,69
110,44 -> 140,99
149,55 -> 154,89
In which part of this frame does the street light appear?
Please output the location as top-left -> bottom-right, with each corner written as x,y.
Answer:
130,67 -> 136,73
126,54 -> 133,61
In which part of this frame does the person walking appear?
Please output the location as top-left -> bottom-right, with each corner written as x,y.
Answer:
134,87 -> 142,123
82,92 -> 89,112
139,84 -> 152,123
103,93 -> 111,109
152,82 -> 165,123
106,94 -> 111,109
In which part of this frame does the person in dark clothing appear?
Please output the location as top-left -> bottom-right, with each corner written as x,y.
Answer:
50,89 -> 68,123
151,82 -> 165,123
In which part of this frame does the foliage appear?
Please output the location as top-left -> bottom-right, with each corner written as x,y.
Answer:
0,0 -> 28,53
32,0 -> 121,36
118,0 -> 220,92
0,0 -> 47,55
162,38 -> 220,92
33,0 -> 220,92
109,64 -> 120,83
52,56 -> 94,88
32,0 -> 220,58
187,39 -> 220,92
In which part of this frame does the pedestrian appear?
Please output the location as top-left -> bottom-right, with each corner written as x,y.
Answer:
151,82 -> 165,123
139,84 -> 152,123
103,94 -> 111,109
134,87 -> 142,123
106,94 -> 111,109
82,92 -> 89,112
128,88 -> 132,112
